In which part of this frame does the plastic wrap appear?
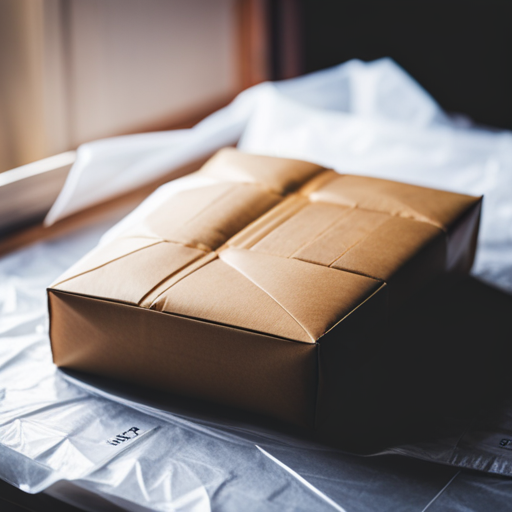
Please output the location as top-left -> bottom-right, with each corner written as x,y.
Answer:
0,225 -> 468,511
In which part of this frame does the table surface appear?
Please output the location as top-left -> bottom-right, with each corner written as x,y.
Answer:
0,480 -> 80,512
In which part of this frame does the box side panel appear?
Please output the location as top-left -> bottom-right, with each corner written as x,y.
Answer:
315,284 -> 389,447
48,290 -> 318,429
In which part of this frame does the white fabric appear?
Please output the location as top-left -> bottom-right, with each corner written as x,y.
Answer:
45,58 -> 450,225
237,85 -> 512,292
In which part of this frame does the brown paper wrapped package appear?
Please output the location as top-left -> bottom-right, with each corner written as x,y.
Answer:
48,148 -> 482,440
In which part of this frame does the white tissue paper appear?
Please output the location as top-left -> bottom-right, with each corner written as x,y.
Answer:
2,58 -> 512,511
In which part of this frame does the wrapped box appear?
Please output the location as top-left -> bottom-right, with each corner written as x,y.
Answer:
48,149 -> 481,439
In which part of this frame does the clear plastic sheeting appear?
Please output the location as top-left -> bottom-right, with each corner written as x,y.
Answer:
2,58 -> 512,510
2,232 -> 512,512
0,226 -> 500,511
0,223 -> 452,512
0,225 -> 332,511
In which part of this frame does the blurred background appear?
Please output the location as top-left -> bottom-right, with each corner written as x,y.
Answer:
0,0 -> 511,174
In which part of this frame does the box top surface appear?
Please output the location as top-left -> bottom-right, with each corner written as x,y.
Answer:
50,148 -> 480,343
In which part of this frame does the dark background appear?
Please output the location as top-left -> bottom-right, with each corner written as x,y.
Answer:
272,0 -> 512,129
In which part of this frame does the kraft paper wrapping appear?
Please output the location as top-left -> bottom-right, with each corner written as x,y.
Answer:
48,148 -> 482,436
